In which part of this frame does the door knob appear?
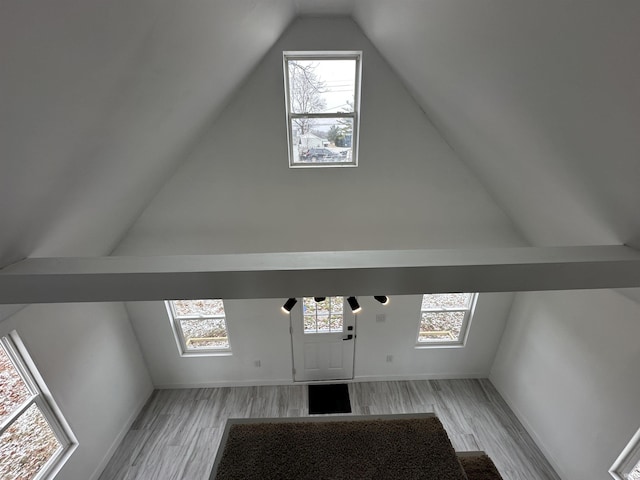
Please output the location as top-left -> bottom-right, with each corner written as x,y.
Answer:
343,334 -> 353,341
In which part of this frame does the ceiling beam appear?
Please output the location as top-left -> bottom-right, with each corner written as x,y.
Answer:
0,245 -> 639,304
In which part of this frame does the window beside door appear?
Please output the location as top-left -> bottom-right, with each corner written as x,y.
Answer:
166,299 -> 231,356
416,293 -> 477,347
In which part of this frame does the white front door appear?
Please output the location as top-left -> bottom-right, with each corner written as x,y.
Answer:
290,296 -> 355,382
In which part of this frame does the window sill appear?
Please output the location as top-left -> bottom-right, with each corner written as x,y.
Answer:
179,351 -> 233,358
289,162 -> 358,169
414,343 -> 465,350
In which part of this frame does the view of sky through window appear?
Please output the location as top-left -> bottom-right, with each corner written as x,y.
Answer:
288,59 -> 355,115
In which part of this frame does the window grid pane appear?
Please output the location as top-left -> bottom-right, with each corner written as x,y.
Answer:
304,315 -> 317,333
293,117 -> 354,165
303,297 -> 344,334
418,311 -> 466,342
0,345 -> 32,425
421,293 -> 472,310
288,59 -> 356,114
172,299 -> 225,317
179,318 -> 229,350
169,299 -> 230,351
418,293 -> 476,345
628,461 -> 640,480
0,403 -> 62,480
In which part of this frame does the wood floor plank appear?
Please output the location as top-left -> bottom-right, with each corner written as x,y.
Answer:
98,379 -> 559,480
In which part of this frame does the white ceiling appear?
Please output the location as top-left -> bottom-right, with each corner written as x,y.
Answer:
0,0 -> 296,266
1,0 -> 639,268
295,0 -> 354,15
354,1 -> 640,248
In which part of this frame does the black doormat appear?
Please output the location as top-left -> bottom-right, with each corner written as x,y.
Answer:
308,383 -> 352,414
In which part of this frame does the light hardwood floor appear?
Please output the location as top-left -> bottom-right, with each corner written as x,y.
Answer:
98,379 -> 560,480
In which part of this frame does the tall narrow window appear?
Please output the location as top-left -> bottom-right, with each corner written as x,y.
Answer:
283,51 -> 362,168
416,293 -> 477,346
166,299 -> 231,355
0,332 -> 75,479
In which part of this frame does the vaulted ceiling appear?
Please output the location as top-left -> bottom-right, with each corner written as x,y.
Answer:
2,0 -> 639,269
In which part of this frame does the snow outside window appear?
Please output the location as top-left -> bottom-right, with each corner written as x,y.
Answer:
0,332 -> 75,479
416,293 -> 477,347
166,299 -> 231,356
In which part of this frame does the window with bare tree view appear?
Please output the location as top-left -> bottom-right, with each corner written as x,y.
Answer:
284,51 -> 361,167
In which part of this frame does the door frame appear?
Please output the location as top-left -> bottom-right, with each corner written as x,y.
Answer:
288,297 -> 357,382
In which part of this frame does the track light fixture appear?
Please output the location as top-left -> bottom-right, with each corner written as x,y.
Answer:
281,296 -> 387,314
281,298 -> 298,313
347,296 -> 362,313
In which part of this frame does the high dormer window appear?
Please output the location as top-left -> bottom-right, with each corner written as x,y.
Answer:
283,51 -> 362,168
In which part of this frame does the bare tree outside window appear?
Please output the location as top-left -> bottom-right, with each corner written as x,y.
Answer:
284,52 -> 361,167
288,61 -> 326,135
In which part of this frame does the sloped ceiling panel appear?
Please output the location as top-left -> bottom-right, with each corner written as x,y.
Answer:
115,17 -> 524,256
354,1 -> 640,247
4,0 -> 638,270
295,0 -> 354,15
0,0 -> 295,267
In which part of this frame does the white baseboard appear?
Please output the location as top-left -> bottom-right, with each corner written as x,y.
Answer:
154,378 -> 295,389
90,386 -> 154,480
353,372 -> 485,382
154,373 -> 486,389
488,377 -> 564,480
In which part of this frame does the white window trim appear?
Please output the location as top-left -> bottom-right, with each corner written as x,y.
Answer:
165,301 -> 232,357
283,50 -> 362,168
415,293 -> 478,348
610,427 -> 640,479
1,331 -> 77,480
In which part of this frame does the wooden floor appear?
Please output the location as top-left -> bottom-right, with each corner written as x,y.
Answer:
98,379 -> 560,480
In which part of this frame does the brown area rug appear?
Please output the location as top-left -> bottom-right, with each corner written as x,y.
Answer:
458,453 -> 503,480
211,415 -> 469,479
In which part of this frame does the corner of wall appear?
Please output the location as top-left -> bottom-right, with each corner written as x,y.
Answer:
90,387 -> 154,480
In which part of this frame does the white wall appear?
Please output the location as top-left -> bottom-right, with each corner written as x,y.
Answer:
127,293 -> 513,387
114,16 -> 524,256
0,303 -> 153,480
490,290 -> 640,480
127,299 -> 294,388
355,293 -> 514,380
113,15 -> 524,398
